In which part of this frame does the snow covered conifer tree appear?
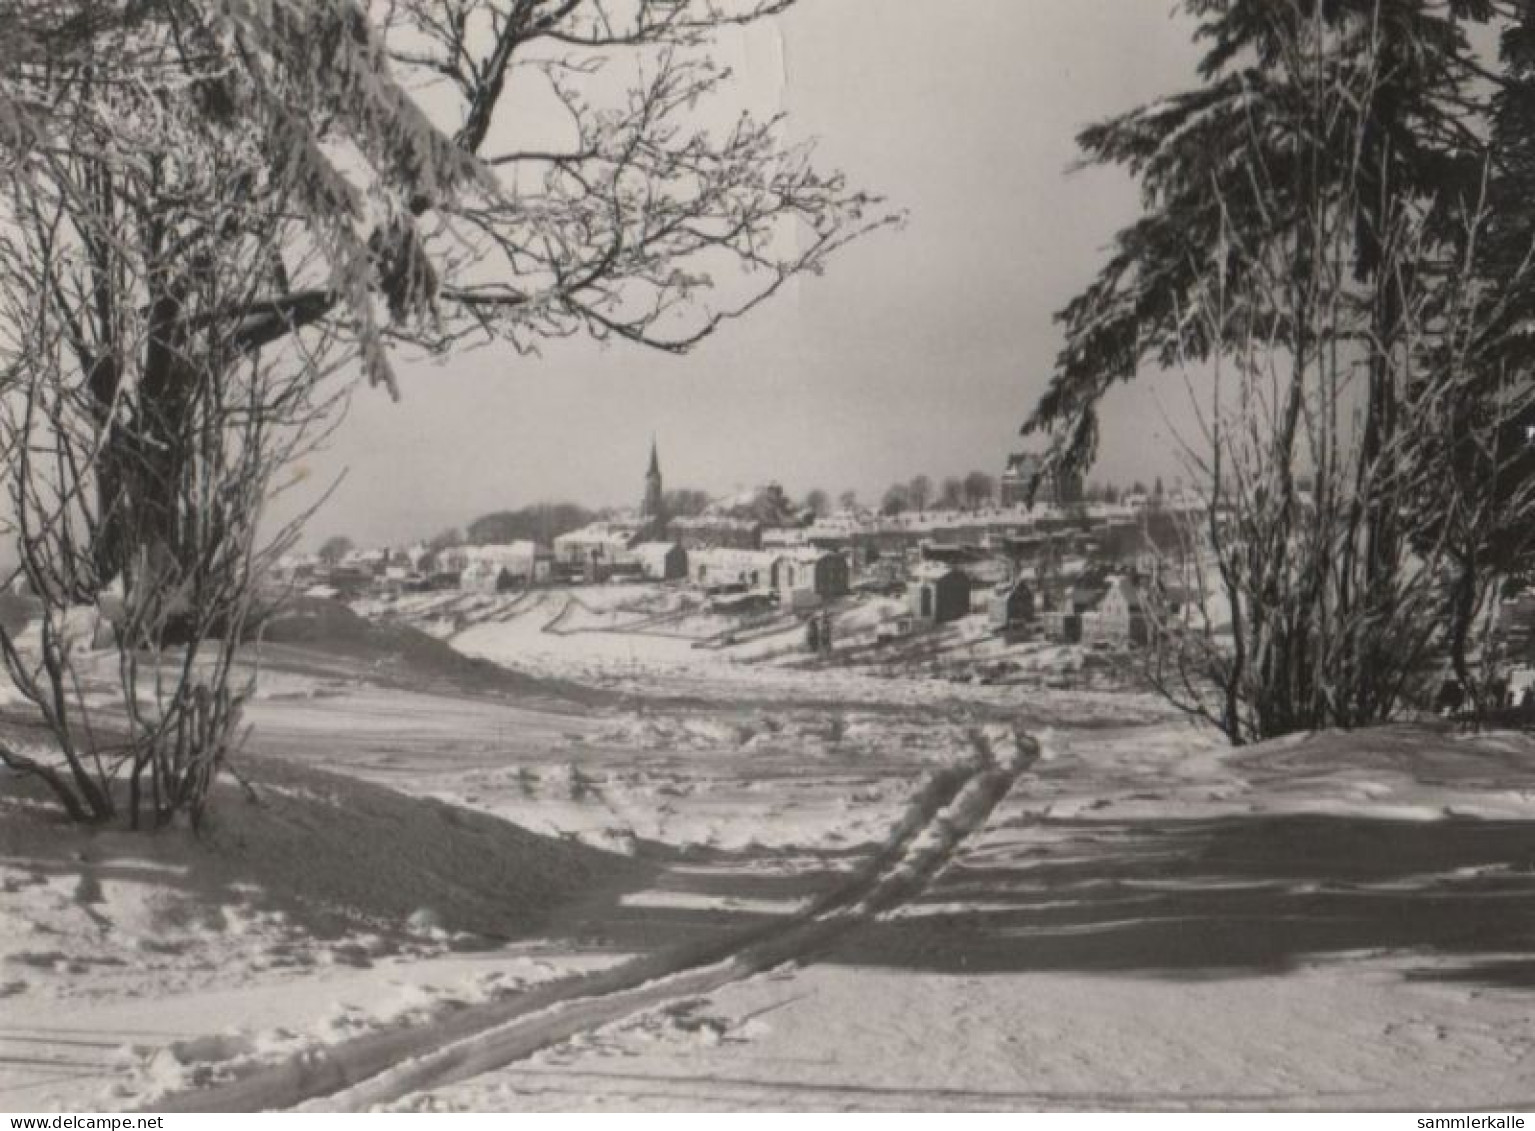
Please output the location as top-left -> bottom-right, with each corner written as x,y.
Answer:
1032,0 -> 1535,740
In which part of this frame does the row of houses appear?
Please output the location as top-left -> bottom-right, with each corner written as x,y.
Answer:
276,432 -> 1194,646
556,499 -> 1195,572
292,525 -> 1161,648
903,560 -> 1157,649
796,505 -> 1193,572
279,527 -> 855,607
550,522 -> 854,605
279,532 -> 1162,650
687,547 -> 851,608
506,518 -> 849,608
446,541 -> 553,589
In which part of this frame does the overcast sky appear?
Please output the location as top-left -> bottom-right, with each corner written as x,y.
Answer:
285,2 -> 1206,548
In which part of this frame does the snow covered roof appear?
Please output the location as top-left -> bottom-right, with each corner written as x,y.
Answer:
632,541 -> 683,564
910,562 -> 967,582
672,515 -> 763,531
785,547 -> 840,564
689,548 -> 782,567
554,523 -> 638,548
460,541 -> 544,563
763,528 -> 810,545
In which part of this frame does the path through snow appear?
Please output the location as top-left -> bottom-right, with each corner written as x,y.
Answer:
147,727 -> 1038,1112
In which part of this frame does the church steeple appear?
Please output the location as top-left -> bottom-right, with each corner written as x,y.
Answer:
642,437 -> 664,522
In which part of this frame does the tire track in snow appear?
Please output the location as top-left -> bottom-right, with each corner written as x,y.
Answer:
151,725 -> 1037,1113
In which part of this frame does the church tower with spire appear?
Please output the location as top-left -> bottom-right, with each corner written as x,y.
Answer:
641,437 -> 665,525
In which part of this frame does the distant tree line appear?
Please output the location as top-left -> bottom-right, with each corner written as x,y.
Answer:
464,505 -> 596,547
866,470 -> 1166,517
878,472 -> 999,516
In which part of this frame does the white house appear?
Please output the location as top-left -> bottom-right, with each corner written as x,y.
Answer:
688,548 -> 783,590
459,559 -> 506,593
459,541 -> 549,584
341,547 -> 390,575
553,524 -> 639,568
763,527 -> 811,550
632,541 -> 688,581
1081,574 -> 1150,646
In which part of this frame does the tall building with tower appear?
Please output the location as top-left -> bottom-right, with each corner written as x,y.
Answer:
641,438 -> 665,524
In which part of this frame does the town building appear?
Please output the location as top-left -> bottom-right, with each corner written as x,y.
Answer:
1082,574 -> 1150,646
776,548 -> 850,609
989,577 -> 1035,633
553,523 -> 642,580
340,547 -> 391,576
453,540 -> 550,586
920,542 -> 987,567
671,515 -> 764,551
460,560 -> 517,593
271,552 -> 320,584
908,563 -> 972,625
762,527 -> 811,550
633,541 -> 688,582
641,438 -> 666,527
1036,571 -> 1109,643
688,548 -> 783,591
1040,610 -> 1082,644
320,565 -> 373,599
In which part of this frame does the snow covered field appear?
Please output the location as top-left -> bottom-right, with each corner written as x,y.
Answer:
5,591 -> 1535,1111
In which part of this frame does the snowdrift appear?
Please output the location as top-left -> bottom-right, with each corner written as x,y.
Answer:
1,756 -> 644,999
258,597 -> 610,707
